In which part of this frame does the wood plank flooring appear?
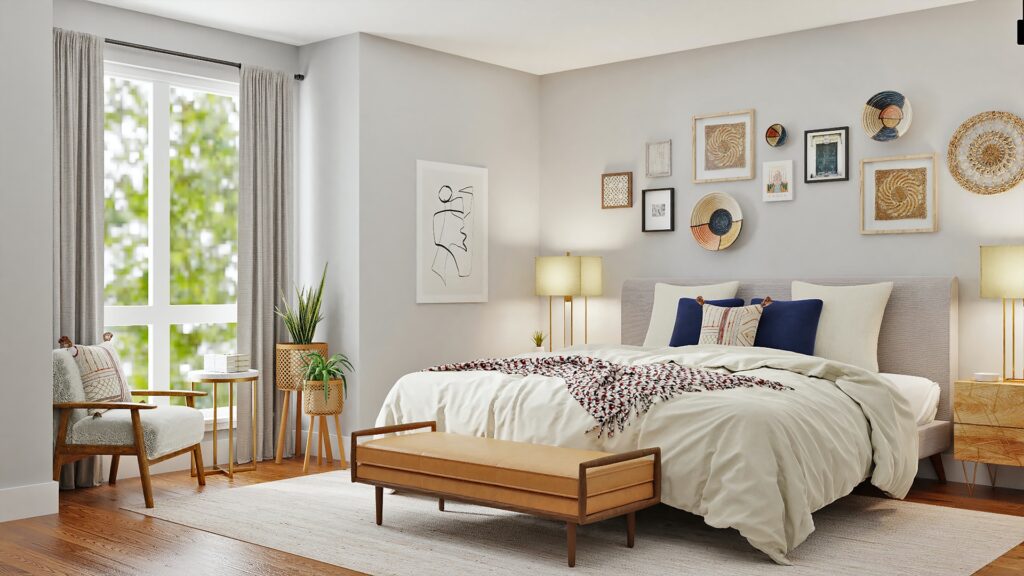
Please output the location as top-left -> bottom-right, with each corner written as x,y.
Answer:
1,458 -> 1022,575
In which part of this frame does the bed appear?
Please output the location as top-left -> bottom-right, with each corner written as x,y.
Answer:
376,277 -> 958,564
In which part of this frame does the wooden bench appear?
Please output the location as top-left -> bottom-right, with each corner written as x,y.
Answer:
351,421 -> 661,567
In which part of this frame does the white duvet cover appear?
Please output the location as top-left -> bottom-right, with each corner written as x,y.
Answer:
376,344 -> 918,564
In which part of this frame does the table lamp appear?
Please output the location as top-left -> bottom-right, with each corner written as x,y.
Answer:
535,253 -> 603,351
981,245 -> 1024,382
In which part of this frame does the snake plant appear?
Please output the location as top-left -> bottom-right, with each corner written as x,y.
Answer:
302,351 -> 353,401
275,263 -> 327,344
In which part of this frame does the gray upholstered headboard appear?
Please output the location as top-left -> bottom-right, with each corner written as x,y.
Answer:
621,277 -> 959,421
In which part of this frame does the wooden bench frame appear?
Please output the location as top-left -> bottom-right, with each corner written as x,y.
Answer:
351,421 -> 662,567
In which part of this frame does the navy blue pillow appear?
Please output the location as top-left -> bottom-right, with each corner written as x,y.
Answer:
750,298 -> 823,356
669,298 -> 744,347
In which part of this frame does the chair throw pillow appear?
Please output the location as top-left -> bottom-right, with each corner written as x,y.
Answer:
698,297 -> 772,347
71,339 -> 131,416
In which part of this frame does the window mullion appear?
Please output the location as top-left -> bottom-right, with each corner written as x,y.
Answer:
150,80 -> 171,400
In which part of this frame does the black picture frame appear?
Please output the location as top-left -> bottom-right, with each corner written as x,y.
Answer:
642,188 -> 675,232
804,126 -> 849,183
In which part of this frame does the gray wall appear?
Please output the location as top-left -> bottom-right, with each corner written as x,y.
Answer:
0,0 -> 56,521
539,0 -> 1024,379
297,34 -> 541,429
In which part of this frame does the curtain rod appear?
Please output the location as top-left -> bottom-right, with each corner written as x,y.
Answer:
104,38 -> 305,81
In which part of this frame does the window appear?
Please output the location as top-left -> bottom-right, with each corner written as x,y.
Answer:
103,63 -> 239,411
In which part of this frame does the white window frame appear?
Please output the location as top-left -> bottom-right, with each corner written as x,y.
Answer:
103,62 -> 239,409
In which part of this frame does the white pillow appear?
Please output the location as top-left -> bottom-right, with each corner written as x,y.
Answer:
880,373 -> 940,426
643,281 -> 739,347
791,281 -> 892,371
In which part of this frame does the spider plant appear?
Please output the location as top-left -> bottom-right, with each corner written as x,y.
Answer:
275,263 -> 327,344
302,351 -> 353,401
532,331 -> 546,347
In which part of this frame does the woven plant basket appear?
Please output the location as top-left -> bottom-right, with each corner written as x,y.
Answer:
275,342 -> 328,391
303,379 -> 345,415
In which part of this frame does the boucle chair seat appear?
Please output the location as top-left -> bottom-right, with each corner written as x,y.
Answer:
70,405 -> 204,459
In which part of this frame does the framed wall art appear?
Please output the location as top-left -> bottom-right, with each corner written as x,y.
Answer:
645,140 -> 672,177
860,153 -> 937,235
804,126 -> 849,183
762,160 -> 793,202
601,171 -> 633,208
692,109 -> 755,183
642,188 -> 674,232
416,160 -> 489,303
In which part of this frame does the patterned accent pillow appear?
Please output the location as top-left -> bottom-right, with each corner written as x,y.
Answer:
72,341 -> 131,416
698,297 -> 772,347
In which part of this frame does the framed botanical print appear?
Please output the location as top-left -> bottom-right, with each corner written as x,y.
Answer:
860,154 -> 937,235
601,172 -> 633,208
642,188 -> 674,232
762,160 -> 793,202
692,109 -> 755,183
645,140 -> 672,177
804,126 -> 849,183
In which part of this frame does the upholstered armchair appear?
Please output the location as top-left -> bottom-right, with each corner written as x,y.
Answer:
52,335 -> 208,508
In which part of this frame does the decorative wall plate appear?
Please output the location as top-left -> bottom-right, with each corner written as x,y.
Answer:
948,111 -> 1024,195
690,192 -> 742,251
862,91 -> 912,141
765,124 -> 787,147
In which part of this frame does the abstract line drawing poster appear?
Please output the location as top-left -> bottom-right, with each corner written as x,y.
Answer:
416,160 -> 489,303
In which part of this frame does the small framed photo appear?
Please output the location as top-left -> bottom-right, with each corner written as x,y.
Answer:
642,188 -> 674,232
645,140 -> 672,177
601,172 -> 633,208
693,109 -> 755,183
860,154 -> 937,235
804,126 -> 849,183
762,160 -> 794,202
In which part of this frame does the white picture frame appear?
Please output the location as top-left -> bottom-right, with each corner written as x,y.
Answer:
416,160 -> 489,303
645,140 -> 672,178
860,153 -> 937,235
692,109 -> 755,183
762,160 -> 794,202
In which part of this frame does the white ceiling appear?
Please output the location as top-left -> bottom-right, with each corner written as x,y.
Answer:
86,0 -> 971,75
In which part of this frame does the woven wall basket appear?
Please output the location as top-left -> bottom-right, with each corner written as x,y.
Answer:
275,342 -> 328,391
303,380 -> 345,415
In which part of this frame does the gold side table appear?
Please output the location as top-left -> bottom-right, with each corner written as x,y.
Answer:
187,369 -> 260,478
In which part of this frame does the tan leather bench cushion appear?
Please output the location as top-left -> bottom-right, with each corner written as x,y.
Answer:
357,432 -> 655,516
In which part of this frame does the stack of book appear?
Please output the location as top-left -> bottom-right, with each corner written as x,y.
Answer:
204,353 -> 251,373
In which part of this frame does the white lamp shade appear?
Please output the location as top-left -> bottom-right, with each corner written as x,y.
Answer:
580,256 -> 603,297
981,245 -> 1024,299
536,256 -> 581,296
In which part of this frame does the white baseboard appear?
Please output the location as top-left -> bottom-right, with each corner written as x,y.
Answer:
0,480 -> 58,522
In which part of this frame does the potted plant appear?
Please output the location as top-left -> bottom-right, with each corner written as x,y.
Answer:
532,331 -> 546,353
301,351 -> 352,415
274,264 -> 329,392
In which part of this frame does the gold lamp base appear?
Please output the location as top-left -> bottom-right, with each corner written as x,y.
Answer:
1002,298 -> 1024,382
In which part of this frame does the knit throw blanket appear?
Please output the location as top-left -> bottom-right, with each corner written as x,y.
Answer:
426,355 -> 791,437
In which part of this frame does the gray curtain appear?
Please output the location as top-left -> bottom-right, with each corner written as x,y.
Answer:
237,66 -> 293,463
52,28 -> 105,489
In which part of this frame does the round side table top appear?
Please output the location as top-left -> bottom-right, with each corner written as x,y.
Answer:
187,369 -> 260,382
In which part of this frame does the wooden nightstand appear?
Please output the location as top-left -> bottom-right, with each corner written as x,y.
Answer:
954,379 -> 1024,492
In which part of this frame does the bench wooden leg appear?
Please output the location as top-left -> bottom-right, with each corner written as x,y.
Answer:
375,486 -> 383,526
438,498 -> 445,512
567,522 -> 577,567
193,444 -> 206,487
109,455 -> 120,485
930,454 -> 946,483
626,511 -> 636,548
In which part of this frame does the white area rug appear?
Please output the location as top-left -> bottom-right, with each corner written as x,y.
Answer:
127,471 -> 1024,575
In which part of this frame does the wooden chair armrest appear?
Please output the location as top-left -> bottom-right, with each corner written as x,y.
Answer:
54,402 -> 158,410
130,390 -> 208,397
350,421 -> 437,483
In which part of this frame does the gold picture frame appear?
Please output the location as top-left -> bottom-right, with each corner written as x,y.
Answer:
860,153 -> 937,235
692,109 -> 755,184
601,172 -> 633,208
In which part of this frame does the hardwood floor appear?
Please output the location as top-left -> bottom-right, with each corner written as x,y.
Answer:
1,460 -> 1023,575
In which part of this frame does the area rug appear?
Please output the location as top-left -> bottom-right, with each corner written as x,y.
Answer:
126,471 -> 1024,575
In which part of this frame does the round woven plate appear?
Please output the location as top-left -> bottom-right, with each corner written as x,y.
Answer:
862,91 -> 912,142
765,123 -> 787,147
690,192 -> 742,251
948,111 -> 1024,195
